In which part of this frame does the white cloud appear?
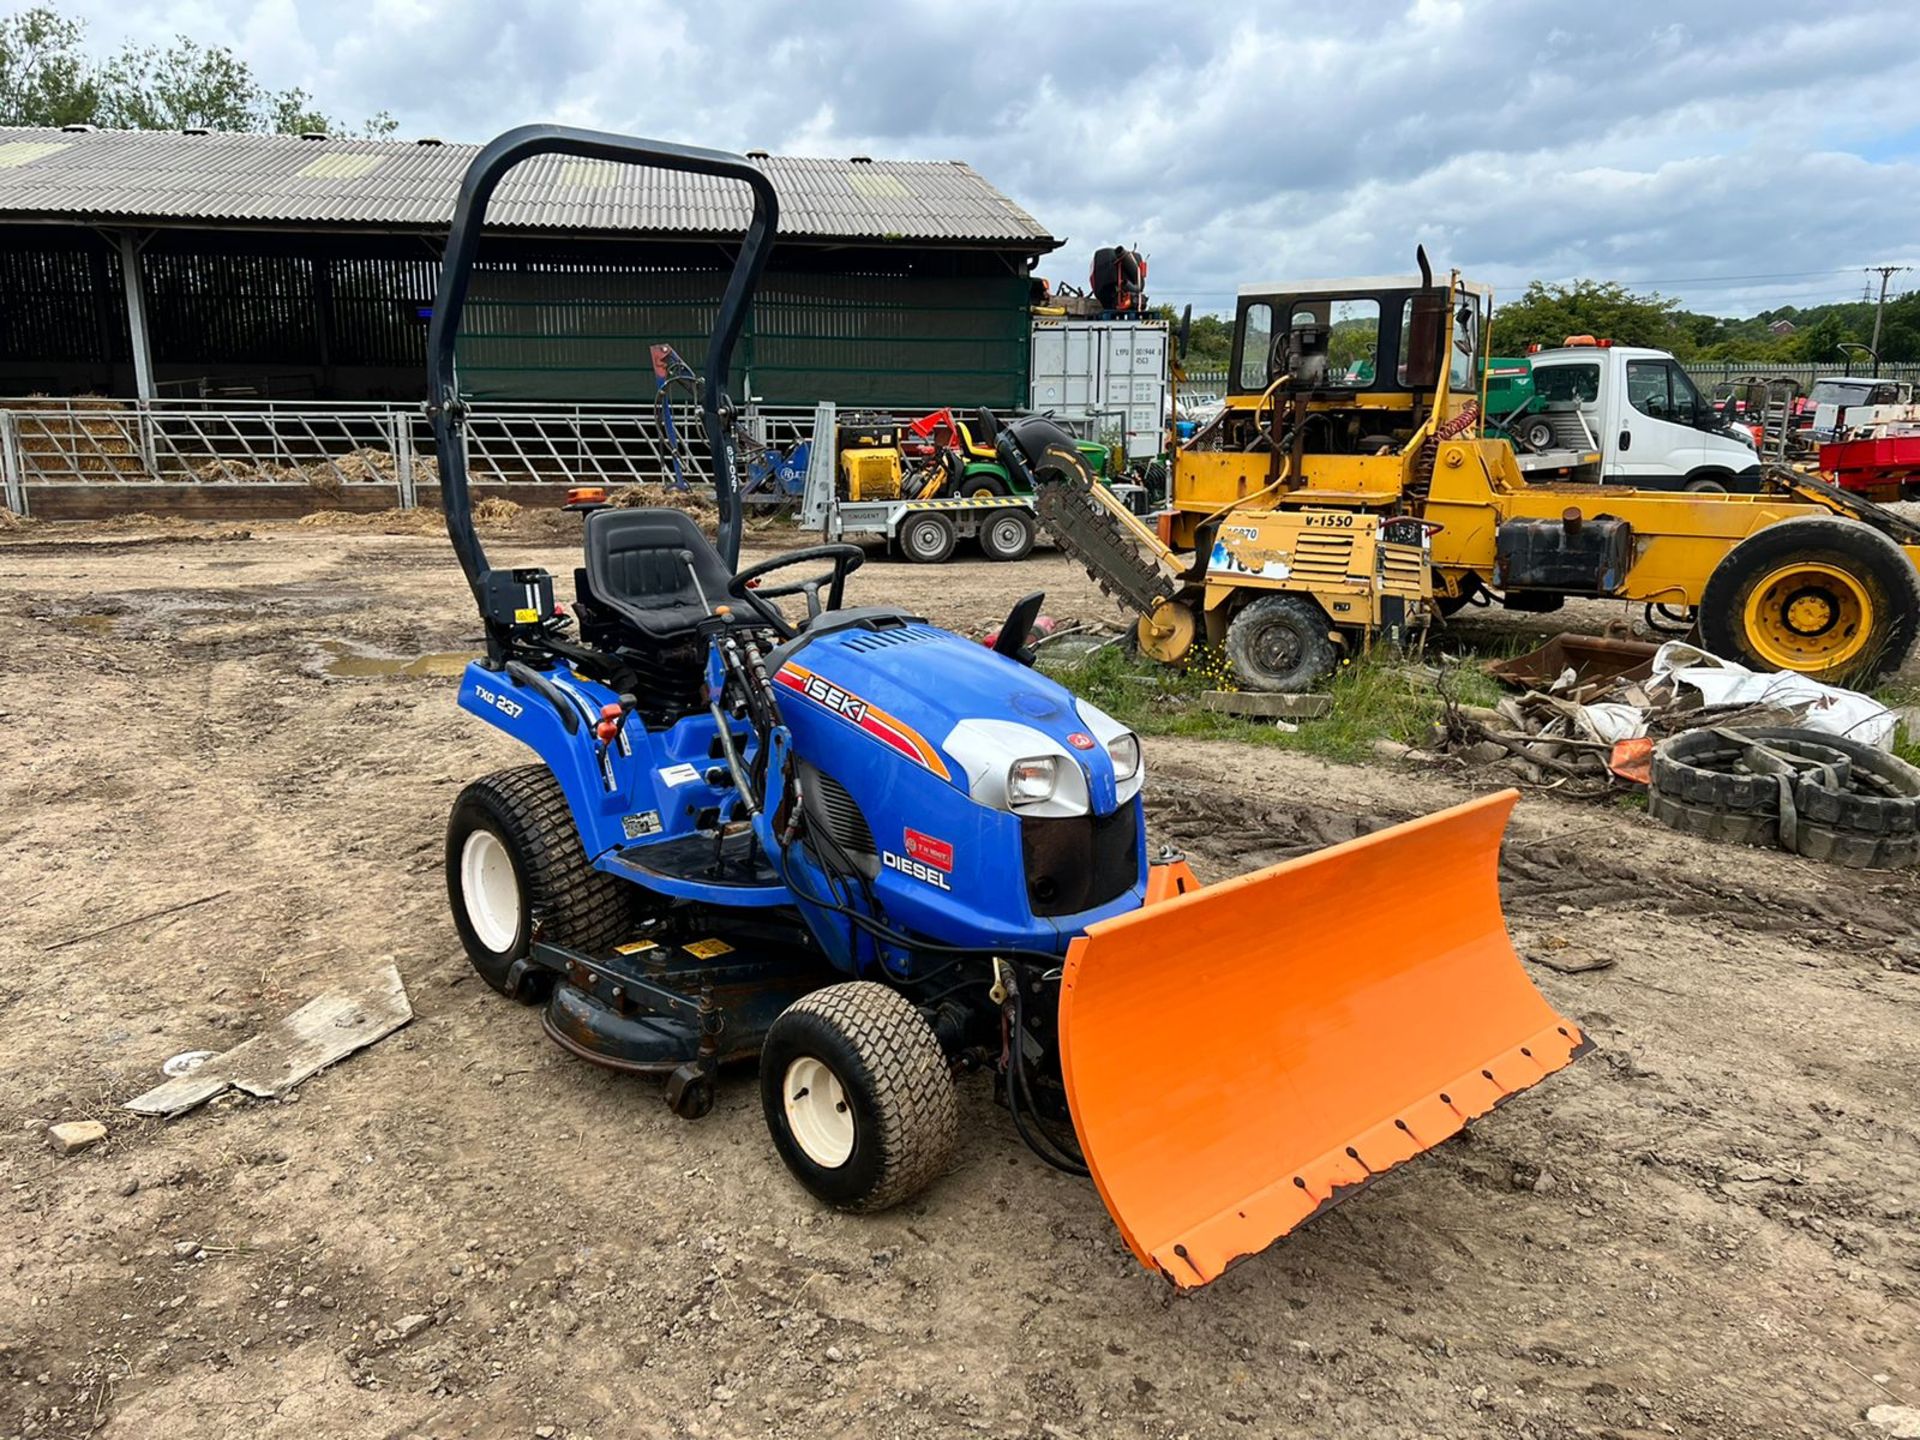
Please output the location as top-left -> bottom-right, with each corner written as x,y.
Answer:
51,0 -> 1920,316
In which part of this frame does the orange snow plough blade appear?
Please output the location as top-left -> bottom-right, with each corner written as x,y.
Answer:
1058,789 -> 1588,1289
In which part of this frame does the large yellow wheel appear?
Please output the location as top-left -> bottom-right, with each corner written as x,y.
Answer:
1740,562 -> 1872,671
1700,517 -> 1920,680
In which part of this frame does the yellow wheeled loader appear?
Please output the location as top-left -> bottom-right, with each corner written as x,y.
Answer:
1011,251 -> 1920,691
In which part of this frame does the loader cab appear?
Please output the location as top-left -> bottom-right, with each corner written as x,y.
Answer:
1153,272 -> 1489,539
1209,275 -> 1487,459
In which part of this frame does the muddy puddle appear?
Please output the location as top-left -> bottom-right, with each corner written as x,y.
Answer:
320,640 -> 471,679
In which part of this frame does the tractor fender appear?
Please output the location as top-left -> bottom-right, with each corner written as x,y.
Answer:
456,659 -> 632,859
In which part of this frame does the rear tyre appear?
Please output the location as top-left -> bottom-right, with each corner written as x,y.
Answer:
760,982 -> 957,1212
1519,415 -> 1557,452
1698,516 -> 1920,679
1225,594 -> 1337,693
446,766 -> 632,1002
960,469 -> 1010,499
899,512 -> 958,565
978,509 -> 1035,562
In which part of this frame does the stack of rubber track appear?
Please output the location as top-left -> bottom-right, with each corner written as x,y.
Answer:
1649,725 -> 1920,868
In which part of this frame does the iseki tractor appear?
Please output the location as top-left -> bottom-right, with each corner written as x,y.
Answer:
428,127 -> 1587,1288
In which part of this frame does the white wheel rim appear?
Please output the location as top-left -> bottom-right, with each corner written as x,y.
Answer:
460,829 -> 521,953
782,1056 -> 855,1168
991,518 -> 1022,550
910,522 -> 943,556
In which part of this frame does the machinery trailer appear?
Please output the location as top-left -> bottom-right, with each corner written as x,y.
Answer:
797,401 -> 1053,563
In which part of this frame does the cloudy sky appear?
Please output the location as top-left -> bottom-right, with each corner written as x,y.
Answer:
55,0 -> 1920,318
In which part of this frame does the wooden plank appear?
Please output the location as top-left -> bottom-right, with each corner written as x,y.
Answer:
22,481 -> 585,522
124,963 -> 412,1118
1201,690 -> 1332,719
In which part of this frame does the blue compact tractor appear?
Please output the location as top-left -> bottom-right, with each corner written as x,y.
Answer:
427,128 -> 1585,1287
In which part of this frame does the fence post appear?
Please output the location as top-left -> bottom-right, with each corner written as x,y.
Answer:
134,400 -> 158,479
0,411 -> 24,516
393,414 -> 415,509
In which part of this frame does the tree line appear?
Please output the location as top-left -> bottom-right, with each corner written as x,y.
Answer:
0,4 -> 392,137
1486,280 -> 1918,368
1166,280 -> 1919,377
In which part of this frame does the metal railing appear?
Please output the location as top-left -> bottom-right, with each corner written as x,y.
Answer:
0,396 -> 829,514
1682,360 -> 1920,388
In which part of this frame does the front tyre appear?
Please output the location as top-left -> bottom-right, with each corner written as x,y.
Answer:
446,765 -> 632,1001
899,512 -> 958,564
1225,593 -> 1338,693
1698,517 -> 1920,680
760,982 -> 957,1212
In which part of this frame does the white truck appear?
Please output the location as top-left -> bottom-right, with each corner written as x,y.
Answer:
1517,341 -> 1763,492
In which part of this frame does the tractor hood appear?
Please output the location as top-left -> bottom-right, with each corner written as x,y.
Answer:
768,616 -> 1141,819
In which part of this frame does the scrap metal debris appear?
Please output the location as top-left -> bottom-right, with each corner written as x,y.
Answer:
1431,634 -> 1901,795
124,963 -> 412,1118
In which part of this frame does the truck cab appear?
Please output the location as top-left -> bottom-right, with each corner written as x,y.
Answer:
1524,340 -> 1762,492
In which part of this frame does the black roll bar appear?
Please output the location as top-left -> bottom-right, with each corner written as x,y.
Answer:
426,125 -> 780,603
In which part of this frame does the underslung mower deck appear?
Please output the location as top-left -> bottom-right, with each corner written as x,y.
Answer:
428,125 -> 1589,1287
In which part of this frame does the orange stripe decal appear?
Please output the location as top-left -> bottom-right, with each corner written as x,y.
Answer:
774,663 -> 952,781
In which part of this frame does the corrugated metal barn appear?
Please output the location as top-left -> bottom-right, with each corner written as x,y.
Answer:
0,127 -> 1059,408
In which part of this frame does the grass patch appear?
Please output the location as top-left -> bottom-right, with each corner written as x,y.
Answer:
1874,679 -> 1920,767
1041,641 -> 1500,765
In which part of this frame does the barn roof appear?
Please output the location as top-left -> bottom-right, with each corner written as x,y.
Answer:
0,127 -> 1057,249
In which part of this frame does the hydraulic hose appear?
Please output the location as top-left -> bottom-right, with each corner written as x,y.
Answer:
1007,977 -> 1091,1176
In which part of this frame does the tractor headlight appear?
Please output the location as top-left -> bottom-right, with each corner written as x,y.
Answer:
1009,756 -> 1060,807
1073,698 -> 1145,803
942,719 -> 1091,817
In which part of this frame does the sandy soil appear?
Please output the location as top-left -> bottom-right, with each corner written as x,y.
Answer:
2,521 -> 1918,1440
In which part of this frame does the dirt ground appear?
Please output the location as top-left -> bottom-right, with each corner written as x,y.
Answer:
2,519 -> 1918,1440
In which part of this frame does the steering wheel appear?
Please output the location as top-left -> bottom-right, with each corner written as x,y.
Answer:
726,544 -> 865,639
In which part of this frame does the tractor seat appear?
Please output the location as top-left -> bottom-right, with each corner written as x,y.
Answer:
581,507 -> 733,643
954,422 -> 997,461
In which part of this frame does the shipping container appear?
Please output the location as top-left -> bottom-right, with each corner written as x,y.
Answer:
1029,319 -> 1169,460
